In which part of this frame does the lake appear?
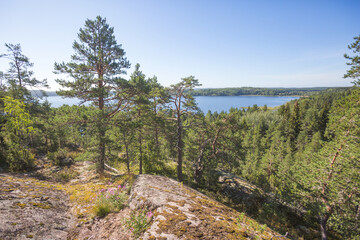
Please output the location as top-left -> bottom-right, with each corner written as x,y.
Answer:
44,95 -> 299,113
195,96 -> 299,113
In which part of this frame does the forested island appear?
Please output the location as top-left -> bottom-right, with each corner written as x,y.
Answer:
1,16 -> 359,240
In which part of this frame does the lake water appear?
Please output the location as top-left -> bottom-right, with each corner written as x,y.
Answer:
44,95 -> 299,113
195,96 -> 299,113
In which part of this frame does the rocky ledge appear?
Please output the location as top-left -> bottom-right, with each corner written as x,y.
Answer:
128,174 -> 285,240
0,173 -> 73,240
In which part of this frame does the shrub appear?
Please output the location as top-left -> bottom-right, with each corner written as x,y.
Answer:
125,209 -> 153,238
93,185 -> 128,217
74,150 -> 96,162
47,148 -> 73,166
6,141 -> 34,172
52,167 -> 79,182
94,200 -> 111,218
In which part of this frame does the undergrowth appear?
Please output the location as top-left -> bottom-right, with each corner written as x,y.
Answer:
125,209 -> 153,239
94,185 -> 128,217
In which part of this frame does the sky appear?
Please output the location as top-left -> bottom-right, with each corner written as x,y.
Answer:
0,0 -> 359,90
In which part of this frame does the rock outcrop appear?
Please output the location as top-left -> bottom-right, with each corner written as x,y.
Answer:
0,173 -> 73,240
128,174 -> 285,239
0,164 -> 289,240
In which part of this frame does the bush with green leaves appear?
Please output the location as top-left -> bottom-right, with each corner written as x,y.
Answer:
6,141 -> 34,171
47,148 -> 75,166
1,96 -> 35,171
93,185 -> 128,217
125,209 -> 153,238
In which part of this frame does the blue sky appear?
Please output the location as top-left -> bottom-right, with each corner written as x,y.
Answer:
0,0 -> 359,90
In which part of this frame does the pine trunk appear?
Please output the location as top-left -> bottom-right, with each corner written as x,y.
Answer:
177,116 -> 183,182
138,109 -> 143,174
99,130 -> 105,175
139,133 -> 143,174
98,79 -> 105,175
123,132 -> 130,174
320,214 -> 329,240
194,139 -> 207,184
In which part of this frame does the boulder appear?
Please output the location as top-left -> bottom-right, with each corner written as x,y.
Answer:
59,157 -> 74,166
128,174 -> 284,239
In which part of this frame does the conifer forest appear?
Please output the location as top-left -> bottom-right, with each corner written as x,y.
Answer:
1,16 -> 359,239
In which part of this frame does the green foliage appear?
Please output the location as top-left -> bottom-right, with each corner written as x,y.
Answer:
74,150 -> 97,162
1,22 -> 359,240
54,15 -> 131,174
182,88 -> 356,239
94,186 -> 128,217
1,96 -> 35,171
168,75 -> 201,182
125,209 -> 153,238
5,141 -> 34,171
297,88 -> 360,239
344,34 -> 360,85
47,148 -> 74,166
2,96 -> 33,134
0,43 -> 48,101
94,202 -> 111,218
52,167 -> 79,182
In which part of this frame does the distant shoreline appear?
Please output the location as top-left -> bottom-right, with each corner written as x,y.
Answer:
33,87 -> 351,98
190,86 -> 350,97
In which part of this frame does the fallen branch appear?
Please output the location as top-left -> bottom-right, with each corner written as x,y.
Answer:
271,232 -> 289,239
104,163 -> 120,174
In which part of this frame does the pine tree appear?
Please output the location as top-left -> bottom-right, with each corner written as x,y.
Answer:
297,89 -> 360,240
168,76 -> 201,182
128,63 -> 151,174
54,16 -> 131,174
1,43 -> 48,101
344,34 -> 360,85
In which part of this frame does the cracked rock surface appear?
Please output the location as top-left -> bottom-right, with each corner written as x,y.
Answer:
0,173 -> 73,240
128,174 -> 281,240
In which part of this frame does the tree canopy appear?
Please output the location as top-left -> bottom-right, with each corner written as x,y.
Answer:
344,34 -> 360,85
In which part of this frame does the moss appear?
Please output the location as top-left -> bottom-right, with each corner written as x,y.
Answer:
157,209 -> 188,236
159,193 -> 264,239
165,204 -> 179,211
14,202 -> 27,209
29,202 -> 52,209
170,199 -> 186,207
58,182 -> 107,219
1,188 -> 15,192
139,196 -> 147,202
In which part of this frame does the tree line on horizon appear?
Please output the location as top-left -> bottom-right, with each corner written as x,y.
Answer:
33,86 -> 350,98
190,86 -> 350,96
0,16 -> 359,240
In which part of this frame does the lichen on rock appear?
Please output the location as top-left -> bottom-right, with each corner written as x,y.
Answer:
128,174 -> 285,239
